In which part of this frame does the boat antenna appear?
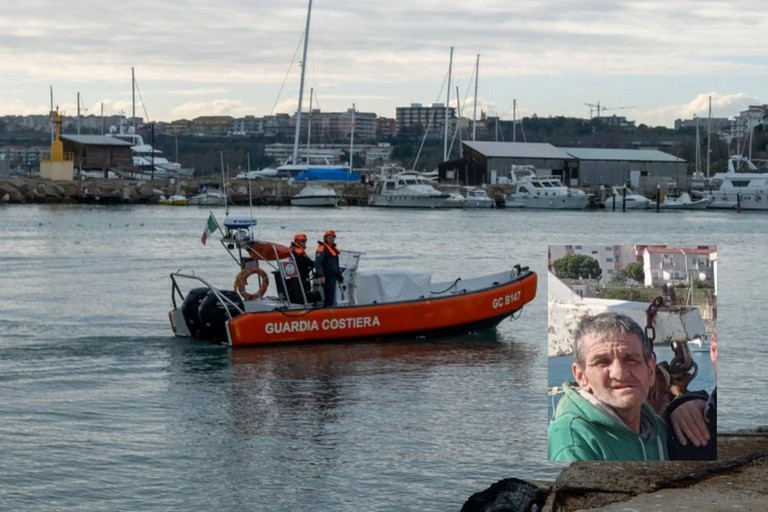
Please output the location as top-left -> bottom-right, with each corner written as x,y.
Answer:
292,0 -> 313,166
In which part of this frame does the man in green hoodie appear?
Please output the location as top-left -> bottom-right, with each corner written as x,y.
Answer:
548,312 -> 668,461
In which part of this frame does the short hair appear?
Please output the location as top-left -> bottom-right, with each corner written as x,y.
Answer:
573,312 -> 653,367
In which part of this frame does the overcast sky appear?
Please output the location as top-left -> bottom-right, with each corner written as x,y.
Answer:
2,0 -> 766,128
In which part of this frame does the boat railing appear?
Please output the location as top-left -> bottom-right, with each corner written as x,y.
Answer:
170,271 -> 245,318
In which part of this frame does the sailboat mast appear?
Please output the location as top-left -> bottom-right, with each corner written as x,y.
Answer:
292,0 -> 313,166
349,103 -> 355,172
221,151 -> 229,215
512,99 -> 517,143
695,116 -> 700,174
706,95 -> 711,178
443,46 -> 453,161
306,88 -> 313,165
131,67 -> 136,129
472,54 -> 479,142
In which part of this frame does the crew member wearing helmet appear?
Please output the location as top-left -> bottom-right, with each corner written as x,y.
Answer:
315,230 -> 343,307
290,233 -> 315,298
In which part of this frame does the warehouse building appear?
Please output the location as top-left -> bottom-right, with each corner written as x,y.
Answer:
452,141 -> 686,192
61,135 -> 133,177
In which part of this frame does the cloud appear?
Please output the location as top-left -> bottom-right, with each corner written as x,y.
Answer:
170,99 -> 251,120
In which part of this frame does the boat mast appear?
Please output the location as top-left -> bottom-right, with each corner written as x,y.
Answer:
131,67 -> 136,130
472,54 -> 479,142
221,151 -> 229,215
349,103 -> 355,172
512,100 -> 517,143
706,95 -> 711,178
443,46 -> 453,161
292,0 -> 313,166
695,115 -> 700,174
306,88 -> 313,165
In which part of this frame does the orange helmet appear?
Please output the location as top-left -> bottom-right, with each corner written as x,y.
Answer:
293,232 -> 307,245
324,229 -> 336,238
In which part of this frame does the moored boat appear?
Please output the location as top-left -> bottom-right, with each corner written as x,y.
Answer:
464,187 -> 495,208
168,216 -> 537,347
159,194 -> 188,206
705,155 -> 768,210
444,190 -> 467,208
662,192 -> 713,210
290,183 -> 341,207
604,185 -> 654,210
189,182 -> 227,207
368,171 -> 452,208
504,165 -> 589,210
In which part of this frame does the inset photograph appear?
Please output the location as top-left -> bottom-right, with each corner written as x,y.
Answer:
547,244 -> 717,461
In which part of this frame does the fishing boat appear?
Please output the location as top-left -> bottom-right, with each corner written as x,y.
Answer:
159,194 -> 188,206
290,183 -> 341,207
504,165 -> 589,210
368,171 -> 452,208
661,192 -> 713,210
168,216 -> 537,347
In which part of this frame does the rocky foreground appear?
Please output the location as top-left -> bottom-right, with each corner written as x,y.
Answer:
462,427 -> 768,512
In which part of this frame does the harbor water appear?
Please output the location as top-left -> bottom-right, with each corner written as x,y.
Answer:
0,204 -> 766,511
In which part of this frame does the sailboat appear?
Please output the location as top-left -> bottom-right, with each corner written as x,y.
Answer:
286,4 -> 356,207
189,152 -> 228,206
106,68 -> 191,179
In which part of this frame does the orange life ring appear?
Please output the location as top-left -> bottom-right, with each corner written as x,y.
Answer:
234,267 -> 269,300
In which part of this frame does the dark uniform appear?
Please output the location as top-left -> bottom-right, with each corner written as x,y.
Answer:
290,233 -> 314,293
315,230 -> 343,307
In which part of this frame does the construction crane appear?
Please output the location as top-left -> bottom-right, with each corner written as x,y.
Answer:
583,102 -> 636,119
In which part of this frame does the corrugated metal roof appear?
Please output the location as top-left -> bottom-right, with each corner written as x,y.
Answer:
463,141 -> 573,159
61,135 -> 133,147
561,147 -> 683,162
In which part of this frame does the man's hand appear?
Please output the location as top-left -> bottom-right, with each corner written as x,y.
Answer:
670,399 -> 710,447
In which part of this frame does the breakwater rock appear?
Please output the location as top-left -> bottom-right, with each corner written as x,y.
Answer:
0,176 -> 511,207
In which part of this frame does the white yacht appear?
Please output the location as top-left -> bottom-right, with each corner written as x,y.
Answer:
705,155 -> 768,210
368,171 -> 452,208
290,183 -> 341,207
504,165 -> 589,210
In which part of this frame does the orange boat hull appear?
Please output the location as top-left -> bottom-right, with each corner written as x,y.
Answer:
225,272 -> 537,347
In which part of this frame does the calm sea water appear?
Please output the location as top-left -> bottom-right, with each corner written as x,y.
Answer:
0,204 -> 765,511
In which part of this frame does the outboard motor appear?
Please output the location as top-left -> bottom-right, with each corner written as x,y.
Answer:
197,290 -> 244,344
181,287 -> 213,340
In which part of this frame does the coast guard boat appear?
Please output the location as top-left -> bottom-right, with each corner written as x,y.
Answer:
168,216 -> 537,347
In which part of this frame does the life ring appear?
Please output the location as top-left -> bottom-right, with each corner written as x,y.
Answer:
234,267 -> 269,300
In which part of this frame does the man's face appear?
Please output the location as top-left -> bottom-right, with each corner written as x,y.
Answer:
572,332 -> 655,414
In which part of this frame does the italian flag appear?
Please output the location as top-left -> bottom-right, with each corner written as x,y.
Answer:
201,212 -> 220,245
